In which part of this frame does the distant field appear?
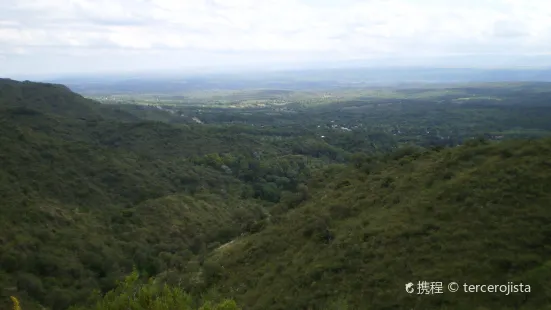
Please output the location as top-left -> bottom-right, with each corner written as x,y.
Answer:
87,82 -> 551,109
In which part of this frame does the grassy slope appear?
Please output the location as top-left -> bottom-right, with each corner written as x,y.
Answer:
206,139 -> 551,310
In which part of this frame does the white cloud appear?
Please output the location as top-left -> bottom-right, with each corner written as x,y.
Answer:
1,0 -> 551,76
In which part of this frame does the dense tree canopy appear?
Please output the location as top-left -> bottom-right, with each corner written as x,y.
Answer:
2,79 -> 551,310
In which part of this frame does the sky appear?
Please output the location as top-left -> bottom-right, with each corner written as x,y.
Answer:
1,0 -> 551,78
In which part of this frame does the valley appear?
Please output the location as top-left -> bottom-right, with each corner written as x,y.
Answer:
1,76 -> 551,310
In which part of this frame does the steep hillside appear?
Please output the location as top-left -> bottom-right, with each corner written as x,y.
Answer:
201,139 -> 551,310
0,112 -> 264,309
0,80 -> 271,309
0,78 -> 138,122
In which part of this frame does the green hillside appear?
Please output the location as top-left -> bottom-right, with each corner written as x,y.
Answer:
200,139 -> 551,310
0,78 -> 138,122
0,113 -> 260,309
2,78 -> 551,310
0,79 -> 273,309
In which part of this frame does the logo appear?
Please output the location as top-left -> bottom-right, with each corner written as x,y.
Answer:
405,282 -> 415,294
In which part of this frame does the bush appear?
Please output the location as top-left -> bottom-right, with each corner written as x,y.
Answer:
68,270 -> 240,310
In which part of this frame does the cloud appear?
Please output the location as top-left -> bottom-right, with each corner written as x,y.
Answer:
1,0 -> 551,76
493,20 -> 530,37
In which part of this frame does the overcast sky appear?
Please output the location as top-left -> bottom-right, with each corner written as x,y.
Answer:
1,0 -> 551,78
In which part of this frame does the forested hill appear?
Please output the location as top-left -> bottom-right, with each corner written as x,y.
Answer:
0,79 -> 351,309
199,138 -> 551,310
1,78 -> 551,310
0,78 -> 139,122
0,79 -> 283,309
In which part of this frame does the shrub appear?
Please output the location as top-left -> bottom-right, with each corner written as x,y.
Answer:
67,270 -> 240,310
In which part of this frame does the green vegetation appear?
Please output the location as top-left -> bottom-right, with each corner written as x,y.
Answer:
198,138 -> 551,309
2,78 -> 551,309
0,80 -> 298,309
68,270 -> 240,310
95,82 -> 551,151
10,272 -> 240,310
